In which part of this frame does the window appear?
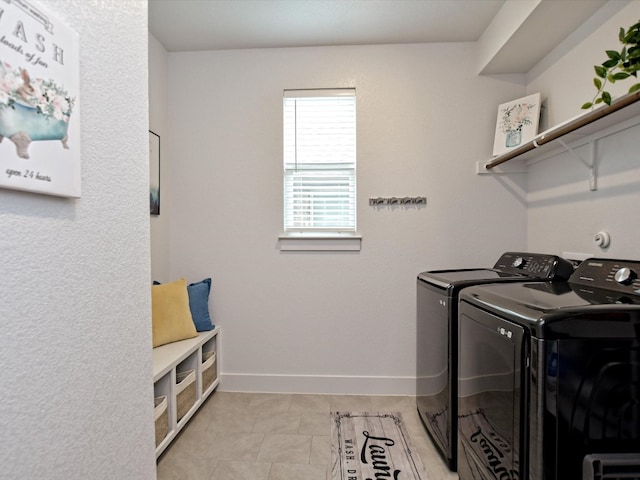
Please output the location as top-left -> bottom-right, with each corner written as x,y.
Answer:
283,89 -> 356,235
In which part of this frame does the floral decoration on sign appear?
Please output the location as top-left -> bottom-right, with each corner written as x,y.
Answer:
499,102 -> 535,136
0,61 -> 75,122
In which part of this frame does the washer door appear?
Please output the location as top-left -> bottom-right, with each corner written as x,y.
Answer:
457,301 -> 527,480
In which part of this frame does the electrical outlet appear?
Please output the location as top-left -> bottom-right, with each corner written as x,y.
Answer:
562,251 -> 592,267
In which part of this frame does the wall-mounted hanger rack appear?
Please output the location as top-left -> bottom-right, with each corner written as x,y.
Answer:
369,196 -> 426,206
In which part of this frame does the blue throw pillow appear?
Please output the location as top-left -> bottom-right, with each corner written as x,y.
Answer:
152,278 -> 214,332
187,278 -> 214,331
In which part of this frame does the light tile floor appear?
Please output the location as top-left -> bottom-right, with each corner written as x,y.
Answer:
156,391 -> 459,480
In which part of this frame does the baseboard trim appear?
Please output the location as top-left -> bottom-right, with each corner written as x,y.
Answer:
219,373 -> 416,395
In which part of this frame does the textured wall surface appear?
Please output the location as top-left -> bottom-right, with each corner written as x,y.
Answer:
165,43 -> 528,394
0,1 -> 155,478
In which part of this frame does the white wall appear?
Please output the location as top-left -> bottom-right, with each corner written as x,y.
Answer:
165,43 -> 527,394
525,1 -> 640,259
0,1 -> 155,478
149,33 -> 171,281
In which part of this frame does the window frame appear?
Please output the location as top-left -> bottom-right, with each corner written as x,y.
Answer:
281,88 -> 358,250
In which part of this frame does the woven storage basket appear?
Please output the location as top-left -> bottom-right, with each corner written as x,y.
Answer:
176,369 -> 196,422
202,351 -> 217,392
154,395 -> 168,447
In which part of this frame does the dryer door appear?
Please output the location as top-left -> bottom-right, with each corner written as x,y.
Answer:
457,301 -> 527,480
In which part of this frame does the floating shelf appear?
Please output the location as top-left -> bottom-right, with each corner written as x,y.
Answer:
483,90 -> 640,170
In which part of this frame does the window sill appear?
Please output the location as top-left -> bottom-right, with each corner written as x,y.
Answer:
278,234 -> 362,251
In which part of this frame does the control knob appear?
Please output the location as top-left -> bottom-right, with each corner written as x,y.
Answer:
512,257 -> 526,269
614,267 -> 637,285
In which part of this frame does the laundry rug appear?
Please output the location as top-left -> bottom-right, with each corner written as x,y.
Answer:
331,412 -> 428,480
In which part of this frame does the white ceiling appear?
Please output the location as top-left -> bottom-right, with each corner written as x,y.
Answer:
148,0 -> 611,74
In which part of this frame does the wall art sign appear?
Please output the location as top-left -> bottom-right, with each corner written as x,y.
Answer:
149,130 -> 159,215
492,92 -> 541,156
0,0 -> 81,197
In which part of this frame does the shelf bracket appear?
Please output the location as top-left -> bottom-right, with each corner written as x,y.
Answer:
556,138 -> 597,191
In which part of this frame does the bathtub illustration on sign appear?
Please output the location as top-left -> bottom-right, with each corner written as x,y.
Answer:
0,64 -> 75,159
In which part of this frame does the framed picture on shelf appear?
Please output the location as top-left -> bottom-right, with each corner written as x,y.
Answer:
149,131 -> 160,215
492,92 -> 541,156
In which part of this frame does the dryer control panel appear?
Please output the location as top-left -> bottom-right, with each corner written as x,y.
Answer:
493,252 -> 574,280
570,258 -> 640,297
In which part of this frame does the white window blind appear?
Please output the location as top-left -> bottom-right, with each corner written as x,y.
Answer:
283,89 -> 356,233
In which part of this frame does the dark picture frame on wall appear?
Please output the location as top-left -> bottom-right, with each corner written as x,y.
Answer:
149,130 -> 160,215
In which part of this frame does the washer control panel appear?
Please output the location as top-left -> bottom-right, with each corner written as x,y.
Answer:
570,258 -> 640,296
493,252 -> 574,280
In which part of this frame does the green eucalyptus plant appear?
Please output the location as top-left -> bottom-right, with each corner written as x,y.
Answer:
582,20 -> 640,109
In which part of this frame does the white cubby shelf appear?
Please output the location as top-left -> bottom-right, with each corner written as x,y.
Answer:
152,326 -> 220,457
